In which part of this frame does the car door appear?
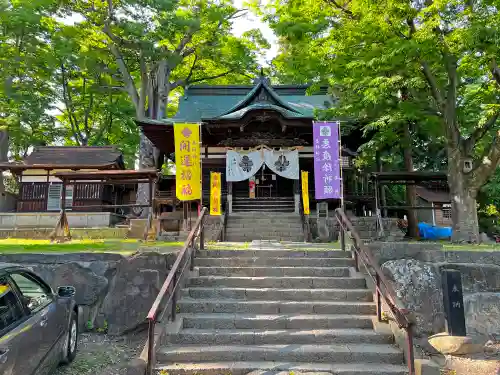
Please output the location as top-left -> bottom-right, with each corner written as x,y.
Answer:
0,276 -> 32,375
8,272 -> 64,374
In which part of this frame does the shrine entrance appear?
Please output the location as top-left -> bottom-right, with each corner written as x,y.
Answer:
233,164 -> 295,199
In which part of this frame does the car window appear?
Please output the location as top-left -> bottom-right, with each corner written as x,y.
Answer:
0,278 -> 24,332
10,273 -> 52,313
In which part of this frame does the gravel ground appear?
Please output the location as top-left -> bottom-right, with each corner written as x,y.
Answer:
54,330 -> 147,375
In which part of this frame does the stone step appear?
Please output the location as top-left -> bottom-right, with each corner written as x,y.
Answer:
195,257 -> 354,267
187,276 -> 366,289
233,201 -> 295,206
234,198 -> 295,202
225,236 -> 305,242
229,215 -> 300,222
196,250 -> 348,258
232,208 -> 295,213
225,230 -> 304,237
156,344 -> 404,364
177,299 -> 376,314
156,362 -> 408,375
167,328 -> 393,345
196,266 -> 350,277
226,223 -> 303,229
181,287 -> 372,302
181,313 -> 375,330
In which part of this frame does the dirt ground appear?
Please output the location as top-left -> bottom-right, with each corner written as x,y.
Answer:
54,330 -> 147,375
443,342 -> 500,375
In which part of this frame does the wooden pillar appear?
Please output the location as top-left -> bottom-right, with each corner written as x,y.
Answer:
183,202 -> 188,231
293,179 -> 300,214
375,152 -> 387,217
61,180 -> 67,212
227,181 -> 233,214
45,169 -> 50,211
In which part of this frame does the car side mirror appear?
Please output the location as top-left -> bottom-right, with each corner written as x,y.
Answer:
57,286 -> 76,298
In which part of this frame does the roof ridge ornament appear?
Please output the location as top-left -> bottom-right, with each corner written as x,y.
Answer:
253,67 -> 271,85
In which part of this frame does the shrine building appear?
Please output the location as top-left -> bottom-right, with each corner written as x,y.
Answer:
136,75 -> 373,215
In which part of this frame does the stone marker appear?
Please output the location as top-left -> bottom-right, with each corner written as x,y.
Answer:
441,269 -> 466,336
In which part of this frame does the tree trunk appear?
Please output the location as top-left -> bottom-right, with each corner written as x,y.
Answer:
402,122 -> 419,238
0,131 -> 8,194
448,151 -> 480,242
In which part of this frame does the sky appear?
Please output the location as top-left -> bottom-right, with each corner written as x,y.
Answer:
61,1 -> 278,66
231,0 -> 278,66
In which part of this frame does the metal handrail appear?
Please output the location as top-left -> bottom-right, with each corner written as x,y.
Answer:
334,208 -> 416,375
145,207 -> 208,375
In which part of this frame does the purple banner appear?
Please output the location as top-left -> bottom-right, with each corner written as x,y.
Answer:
313,121 -> 341,200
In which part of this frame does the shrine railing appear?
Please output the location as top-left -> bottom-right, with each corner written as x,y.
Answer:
334,208 -> 416,375
145,207 -> 207,375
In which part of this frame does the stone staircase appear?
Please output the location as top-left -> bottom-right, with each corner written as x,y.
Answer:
156,247 -> 407,375
232,197 -> 295,213
225,213 -> 304,242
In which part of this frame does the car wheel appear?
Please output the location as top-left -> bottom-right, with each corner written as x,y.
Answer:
60,311 -> 78,364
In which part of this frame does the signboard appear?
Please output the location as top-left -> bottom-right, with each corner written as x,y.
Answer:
210,172 -> 221,215
441,269 -> 467,336
174,123 -> 201,201
301,170 -> 310,215
313,121 -> 341,200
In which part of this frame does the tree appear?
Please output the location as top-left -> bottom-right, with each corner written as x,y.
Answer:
0,0 -> 63,165
69,0 -> 266,212
49,22 -> 139,165
263,0 -> 500,242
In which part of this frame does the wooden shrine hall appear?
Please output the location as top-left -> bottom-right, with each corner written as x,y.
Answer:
136,74 -> 373,214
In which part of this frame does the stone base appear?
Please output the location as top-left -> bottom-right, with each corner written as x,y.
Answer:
0,212 -> 123,229
428,332 -> 484,355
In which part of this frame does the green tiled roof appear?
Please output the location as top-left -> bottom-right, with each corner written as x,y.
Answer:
170,82 -> 332,123
216,103 -> 310,120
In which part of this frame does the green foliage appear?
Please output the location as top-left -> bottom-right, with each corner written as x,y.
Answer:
0,0 -> 265,167
263,0 -> 500,239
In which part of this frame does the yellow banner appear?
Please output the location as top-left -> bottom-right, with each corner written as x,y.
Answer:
175,123 -> 201,201
210,172 -> 222,215
301,170 -> 310,215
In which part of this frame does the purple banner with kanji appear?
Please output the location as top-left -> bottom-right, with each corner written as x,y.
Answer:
313,121 -> 341,200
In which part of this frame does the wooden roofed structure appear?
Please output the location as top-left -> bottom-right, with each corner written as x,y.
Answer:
0,146 -> 128,213
50,169 -> 159,241
135,74 -> 373,214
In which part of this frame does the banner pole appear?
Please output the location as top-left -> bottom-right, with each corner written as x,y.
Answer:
199,122 -> 203,209
338,120 -> 344,210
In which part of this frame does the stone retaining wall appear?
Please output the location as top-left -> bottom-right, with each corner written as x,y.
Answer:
308,216 -> 403,242
364,242 -> 500,339
0,227 -> 129,239
0,212 -> 123,229
0,251 -> 178,335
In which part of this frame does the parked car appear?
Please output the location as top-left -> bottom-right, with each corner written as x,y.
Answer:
0,265 -> 80,375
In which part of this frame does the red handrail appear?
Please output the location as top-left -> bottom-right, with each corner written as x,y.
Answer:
145,207 -> 208,375
335,208 -> 416,375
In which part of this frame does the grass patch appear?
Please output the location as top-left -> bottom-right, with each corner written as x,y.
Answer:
0,239 -> 184,254
206,241 -> 251,249
443,243 -> 500,251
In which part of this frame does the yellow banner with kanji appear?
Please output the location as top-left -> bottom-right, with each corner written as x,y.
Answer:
301,170 -> 310,215
210,172 -> 222,215
175,123 -> 201,201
